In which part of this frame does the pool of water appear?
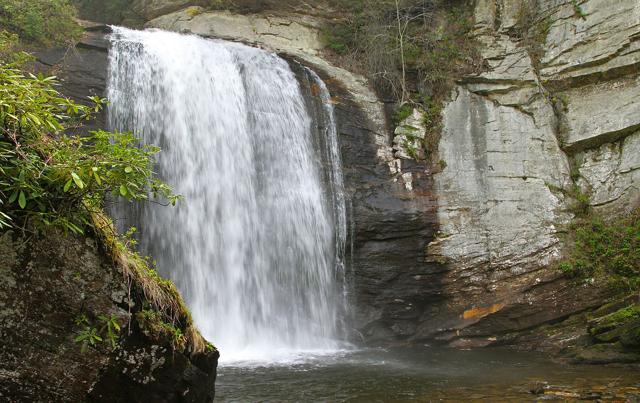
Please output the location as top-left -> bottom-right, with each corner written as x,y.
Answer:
216,347 -> 640,401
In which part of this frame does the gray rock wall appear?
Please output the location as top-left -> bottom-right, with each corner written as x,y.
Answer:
425,0 -> 640,346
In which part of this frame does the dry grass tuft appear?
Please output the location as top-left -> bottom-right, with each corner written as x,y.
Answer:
90,211 -> 211,354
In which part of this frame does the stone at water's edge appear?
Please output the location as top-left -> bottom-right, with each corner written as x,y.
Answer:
0,230 -> 218,402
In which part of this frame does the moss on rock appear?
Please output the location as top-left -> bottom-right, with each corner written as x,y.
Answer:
0,225 -> 218,401
589,304 -> 640,347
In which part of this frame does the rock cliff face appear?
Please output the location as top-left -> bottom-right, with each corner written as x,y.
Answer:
425,0 -> 640,348
0,230 -> 218,402
65,0 -> 639,360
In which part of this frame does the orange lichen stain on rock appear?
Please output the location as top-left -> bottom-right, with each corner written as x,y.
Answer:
310,83 -> 321,97
462,303 -> 505,320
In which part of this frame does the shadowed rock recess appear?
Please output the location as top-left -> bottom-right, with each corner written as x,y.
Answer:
33,0 -> 639,375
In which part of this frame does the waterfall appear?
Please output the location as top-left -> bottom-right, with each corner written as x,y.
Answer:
107,27 -> 348,363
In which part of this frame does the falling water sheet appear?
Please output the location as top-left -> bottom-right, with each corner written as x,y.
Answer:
107,27 -> 349,364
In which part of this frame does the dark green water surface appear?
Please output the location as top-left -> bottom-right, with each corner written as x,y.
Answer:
216,347 -> 640,402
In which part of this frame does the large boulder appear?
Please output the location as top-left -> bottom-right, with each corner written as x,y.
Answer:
0,230 -> 218,402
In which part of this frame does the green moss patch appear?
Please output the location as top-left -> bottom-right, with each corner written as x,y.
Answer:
559,208 -> 640,293
136,309 -> 187,352
589,305 -> 640,348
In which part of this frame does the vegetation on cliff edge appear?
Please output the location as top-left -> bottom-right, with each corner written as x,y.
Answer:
322,0 -> 481,163
0,35 -> 178,233
0,28 -> 211,354
559,208 -> 640,294
0,0 -> 81,46
557,206 -> 640,352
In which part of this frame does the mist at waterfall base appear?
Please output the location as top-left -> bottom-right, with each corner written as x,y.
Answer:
107,27 -> 349,364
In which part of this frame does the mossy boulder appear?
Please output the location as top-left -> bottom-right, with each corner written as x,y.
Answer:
0,229 -> 218,402
589,304 -> 640,348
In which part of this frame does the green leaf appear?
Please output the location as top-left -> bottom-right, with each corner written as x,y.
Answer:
27,112 -> 41,125
8,191 -> 18,203
124,166 -> 133,174
66,221 -> 84,234
63,179 -> 73,192
93,171 -> 102,186
71,172 -> 84,189
18,191 -> 26,209
119,185 -> 128,197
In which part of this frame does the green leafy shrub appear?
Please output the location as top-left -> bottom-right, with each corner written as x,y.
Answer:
74,313 -> 122,351
323,0 -> 480,100
99,314 -> 122,348
392,103 -> 413,126
0,54 -> 179,234
572,189 -> 591,216
74,326 -> 103,352
321,22 -> 358,55
559,208 -> 640,293
74,314 -> 102,352
0,0 -> 82,46
421,96 -> 443,158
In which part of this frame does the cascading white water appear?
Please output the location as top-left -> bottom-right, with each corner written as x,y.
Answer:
107,27 -> 348,363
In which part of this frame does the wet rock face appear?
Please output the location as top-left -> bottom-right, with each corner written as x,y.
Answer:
421,0 -> 640,347
0,230 -> 218,402
34,27 -> 110,133
291,71 -> 439,343
88,329 -> 217,403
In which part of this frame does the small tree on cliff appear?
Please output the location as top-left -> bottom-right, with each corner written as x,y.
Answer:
0,0 -> 82,46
